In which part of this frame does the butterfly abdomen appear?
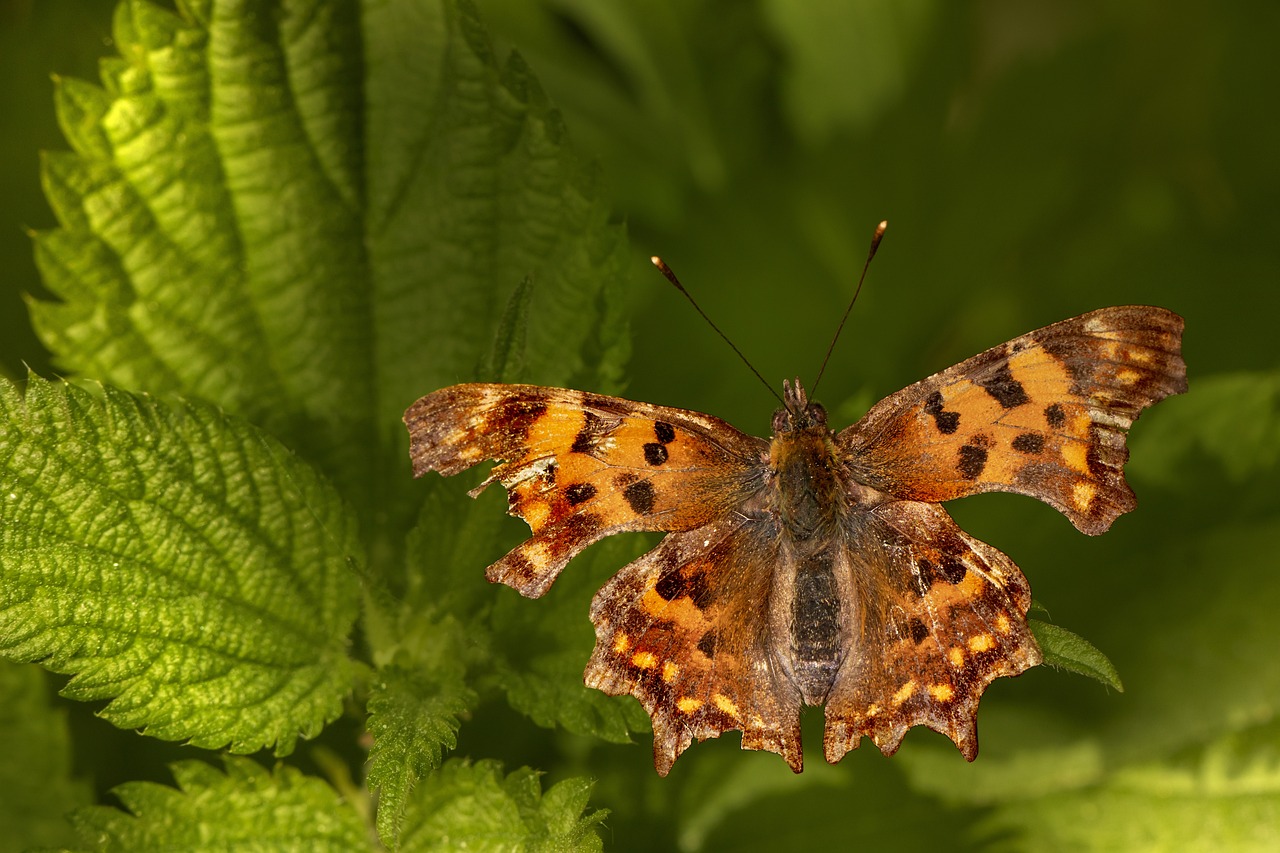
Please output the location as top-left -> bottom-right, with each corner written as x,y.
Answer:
768,419 -> 858,704
789,550 -> 845,704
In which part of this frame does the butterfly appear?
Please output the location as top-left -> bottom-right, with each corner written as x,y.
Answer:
404,304 -> 1186,774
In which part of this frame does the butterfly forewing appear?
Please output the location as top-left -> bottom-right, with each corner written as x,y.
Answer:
405,383 -> 767,596
838,306 -> 1187,534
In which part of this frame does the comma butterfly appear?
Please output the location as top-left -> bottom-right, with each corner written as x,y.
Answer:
404,246 -> 1186,775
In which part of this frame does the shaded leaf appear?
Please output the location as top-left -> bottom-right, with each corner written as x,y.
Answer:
0,660 -> 91,849
399,759 -> 605,853
984,721 -> 1280,851
1030,618 -> 1124,692
1129,370 -> 1280,486
368,621 -> 478,848
490,534 -> 652,744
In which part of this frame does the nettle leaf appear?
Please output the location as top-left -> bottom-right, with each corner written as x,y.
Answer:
31,0 -> 629,508
1029,618 -> 1124,692
399,759 -> 605,853
0,661 -> 90,850
0,375 -> 361,755
367,621 -> 479,847
69,757 -> 372,851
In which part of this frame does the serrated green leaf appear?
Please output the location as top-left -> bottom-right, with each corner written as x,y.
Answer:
0,374 -> 361,755
69,757 -> 372,852
0,660 -> 91,849
479,275 -> 534,383
32,0 -> 630,510
363,0 -> 630,405
399,759 -> 605,853
896,706 -> 1107,807
1098,517 -> 1280,765
1030,618 -> 1124,692
368,626 -> 479,848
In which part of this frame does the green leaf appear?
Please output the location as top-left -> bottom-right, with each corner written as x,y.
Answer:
0,660 -> 91,849
0,374 -> 361,755
895,706 -> 1107,807
1029,618 -> 1124,692
400,759 -> 605,853
69,757 -> 372,851
367,621 -> 479,848
984,722 -> 1280,851
479,275 -> 535,383
31,0 -> 629,507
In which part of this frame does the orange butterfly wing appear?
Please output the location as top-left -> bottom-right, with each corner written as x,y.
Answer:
404,383 -> 767,597
839,306 -> 1187,534
584,515 -> 805,774
822,499 -> 1041,763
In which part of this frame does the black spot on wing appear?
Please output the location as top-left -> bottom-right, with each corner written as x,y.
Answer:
565,482 -> 597,505
655,568 -> 712,607
913,554 -> 966,595
643,442 -> 669,466
923,390 -> 961,435
1044,403 -> 1066,428
1011,432 -> 1045,454
907,617 -> 929,644
937,555 -> 967,584
697,630 -> 718,658
978,361 -> 1030,409
623,479 -> 656,515
572,411 -> 608,453
958,444 -> 988,479
654,421 -> 676,444
914,559 -> 937,595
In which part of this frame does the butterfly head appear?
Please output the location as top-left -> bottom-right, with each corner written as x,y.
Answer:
774,378 -> 829,434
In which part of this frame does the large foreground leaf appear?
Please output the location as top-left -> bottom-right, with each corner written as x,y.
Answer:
0,375 -> 361,755
31,0 -> 630,507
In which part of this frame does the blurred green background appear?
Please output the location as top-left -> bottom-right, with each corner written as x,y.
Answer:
3,1 -> 1278,849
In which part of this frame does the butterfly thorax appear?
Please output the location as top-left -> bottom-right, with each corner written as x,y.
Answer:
768,418 -> 847,547
769,380 -> 860,548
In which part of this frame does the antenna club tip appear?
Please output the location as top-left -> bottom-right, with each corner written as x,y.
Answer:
869,220 -> 888,255
650,255 -> 666,269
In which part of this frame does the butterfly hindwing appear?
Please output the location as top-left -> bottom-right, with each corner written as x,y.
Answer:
584,515 -> 808,775
838,306 -> 1187,534
823,500 -> 1041,762
405,383 -> 768,596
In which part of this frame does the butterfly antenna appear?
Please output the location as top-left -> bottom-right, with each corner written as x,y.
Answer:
651,257 -> 785,407
810,220 -> 888,396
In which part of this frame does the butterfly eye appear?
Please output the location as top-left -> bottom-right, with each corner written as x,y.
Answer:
772,407 -> 793,434
806,403 -> 828,428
